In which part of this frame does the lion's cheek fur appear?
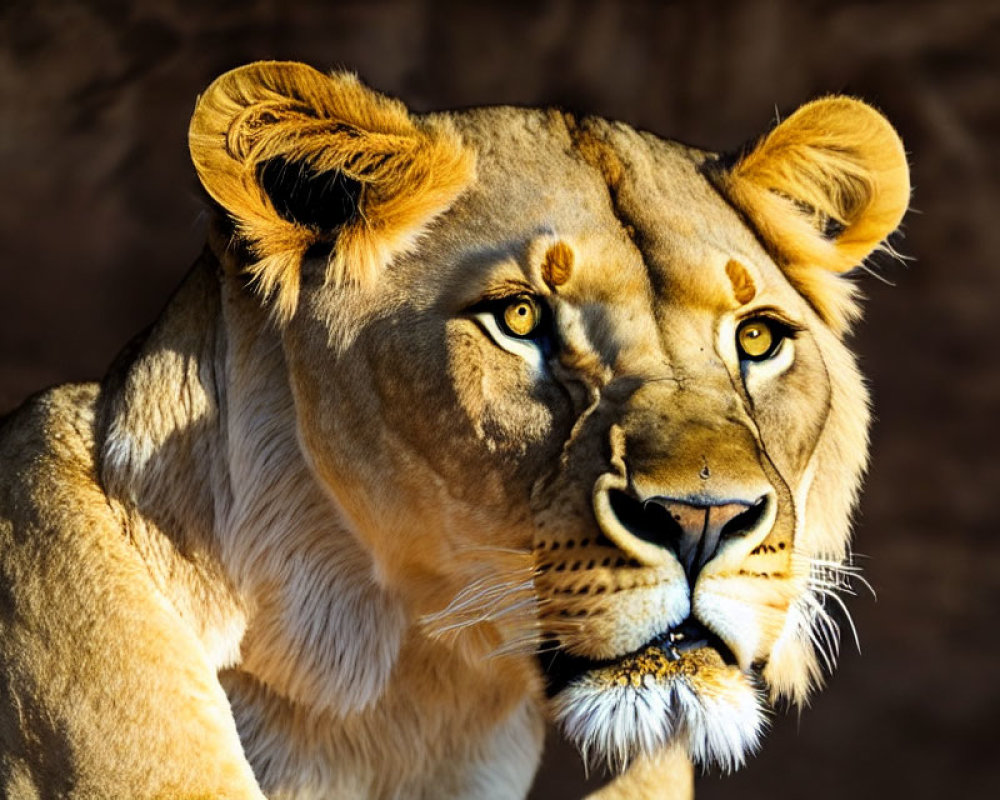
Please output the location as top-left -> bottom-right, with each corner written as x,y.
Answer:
278,296 -> 564,610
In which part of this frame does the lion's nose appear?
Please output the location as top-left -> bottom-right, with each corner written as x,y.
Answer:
604,490 -> 770,579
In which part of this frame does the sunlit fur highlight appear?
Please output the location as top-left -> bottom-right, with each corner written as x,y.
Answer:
189,61 -> 475,321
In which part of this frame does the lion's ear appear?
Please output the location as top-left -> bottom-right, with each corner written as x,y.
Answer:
189,61 -> 474,320
711,96 -> 910,332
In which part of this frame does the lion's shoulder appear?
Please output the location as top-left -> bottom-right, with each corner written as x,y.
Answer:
0,383 -> 101,501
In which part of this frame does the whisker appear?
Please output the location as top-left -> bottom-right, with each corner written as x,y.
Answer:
487,630 -> 553,659
802,555 -> 867,669
801,593 -> 839,671
814,587 -> 862,654
425,577 -> 535,622
451,544 -> 535,558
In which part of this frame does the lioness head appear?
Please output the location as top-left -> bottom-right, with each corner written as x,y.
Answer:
190,62 -> 908,772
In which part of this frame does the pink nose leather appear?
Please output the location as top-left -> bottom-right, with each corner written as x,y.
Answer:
653,499 -> 754,576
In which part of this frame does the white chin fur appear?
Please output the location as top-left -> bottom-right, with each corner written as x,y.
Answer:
552,668 -> 765,774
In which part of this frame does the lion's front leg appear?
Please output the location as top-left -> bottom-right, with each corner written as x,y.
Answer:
0,392 -> 265,800
584,747 -> 694,800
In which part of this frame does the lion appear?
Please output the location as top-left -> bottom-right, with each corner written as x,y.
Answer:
0,61 -> 909,799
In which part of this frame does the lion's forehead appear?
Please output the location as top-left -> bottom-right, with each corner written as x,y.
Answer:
426,106 -> 797,323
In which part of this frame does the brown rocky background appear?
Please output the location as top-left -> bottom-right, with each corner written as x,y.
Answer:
1,1 -> 997,797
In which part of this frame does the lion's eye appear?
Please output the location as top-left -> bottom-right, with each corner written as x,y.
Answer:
500,296 -> 542,339
471,293 -> 554,372
737,318 -> 781,361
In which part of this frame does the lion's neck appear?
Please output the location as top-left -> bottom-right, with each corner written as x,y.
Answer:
98,251 -> 247,665
211,257 -> 412,715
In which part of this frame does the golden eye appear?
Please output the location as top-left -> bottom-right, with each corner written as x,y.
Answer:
501,296 -> 541,338
737,319 -> 776,360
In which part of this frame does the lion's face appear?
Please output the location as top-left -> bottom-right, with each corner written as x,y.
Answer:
190,64 -> 908,772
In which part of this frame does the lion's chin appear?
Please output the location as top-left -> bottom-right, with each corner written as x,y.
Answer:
548,634 -> 765,773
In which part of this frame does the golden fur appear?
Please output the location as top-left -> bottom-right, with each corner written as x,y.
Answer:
0,61 -> 908,798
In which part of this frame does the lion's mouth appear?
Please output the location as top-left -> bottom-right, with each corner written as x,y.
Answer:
540,616 -> 738,698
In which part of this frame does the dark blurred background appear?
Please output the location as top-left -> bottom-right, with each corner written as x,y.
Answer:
1,1 -> 997,797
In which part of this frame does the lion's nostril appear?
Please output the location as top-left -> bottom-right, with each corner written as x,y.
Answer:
720,497 -> 767,539
607,489 -> 685,550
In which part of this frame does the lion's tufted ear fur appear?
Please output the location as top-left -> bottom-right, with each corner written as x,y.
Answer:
189,61 -> 475,321
711,97 -> 910,332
